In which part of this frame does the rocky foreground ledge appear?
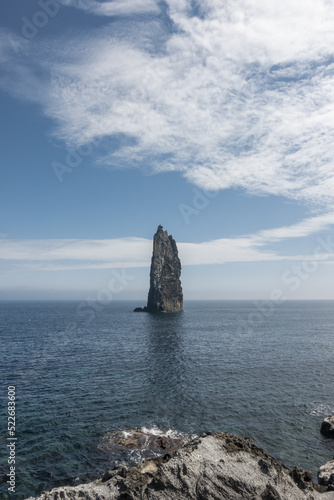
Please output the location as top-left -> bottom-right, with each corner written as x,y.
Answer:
26,432 -> 334,500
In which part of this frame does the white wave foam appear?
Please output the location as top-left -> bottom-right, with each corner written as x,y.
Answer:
309,403 -> 334,416
99,426 -> 197,456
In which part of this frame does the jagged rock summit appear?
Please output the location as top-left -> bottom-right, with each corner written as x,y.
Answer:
134,225 -> 183,313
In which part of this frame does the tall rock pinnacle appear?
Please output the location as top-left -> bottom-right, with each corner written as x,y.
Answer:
134,225 -> 183,313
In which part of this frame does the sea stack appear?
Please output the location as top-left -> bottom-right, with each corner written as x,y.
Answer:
134,225 -> 183,313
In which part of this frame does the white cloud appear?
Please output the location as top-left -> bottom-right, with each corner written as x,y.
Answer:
1,213 -> 334,270
0,29 -> 27,63
59,0 -> 160,16
256,212 -> 334,242
2,1 -> 334,209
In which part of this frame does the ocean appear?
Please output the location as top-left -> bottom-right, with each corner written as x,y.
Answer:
1,300 -> 334,499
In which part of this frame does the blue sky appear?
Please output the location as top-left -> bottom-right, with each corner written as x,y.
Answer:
1,0 -> 334,300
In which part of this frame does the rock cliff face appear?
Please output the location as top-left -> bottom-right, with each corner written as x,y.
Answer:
135,225 -> 183,313
26,433 -> 334,500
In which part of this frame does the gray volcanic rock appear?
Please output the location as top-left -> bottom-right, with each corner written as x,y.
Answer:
319,459 -> 334,487
321,416 -> 334,437
26,433 -> 334,500
147,225 -> 183,313
133,307 -> 148,312
99,428 -> 188,455
135,225 -> 183,313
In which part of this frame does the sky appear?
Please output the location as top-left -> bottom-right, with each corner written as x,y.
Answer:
1,0 -> 334,301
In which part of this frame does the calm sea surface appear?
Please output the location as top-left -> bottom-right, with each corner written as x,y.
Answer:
1,300 -> 334,499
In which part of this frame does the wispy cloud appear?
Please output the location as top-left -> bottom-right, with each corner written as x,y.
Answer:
59,0 -> 160,16
2,1 -> 334,209
255,212 -> 334,242
0,238 -> 152,265
1,214 -> 334,271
